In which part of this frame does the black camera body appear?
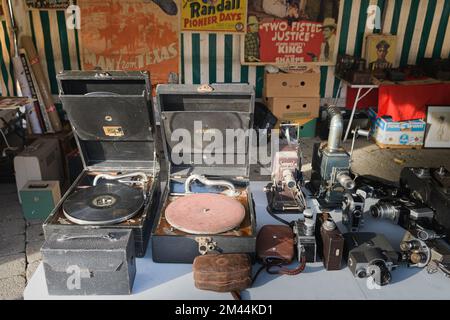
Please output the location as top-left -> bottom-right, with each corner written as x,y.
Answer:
344,233 -> 399,286
342,193 -> 365,232
400,167 -> 450,239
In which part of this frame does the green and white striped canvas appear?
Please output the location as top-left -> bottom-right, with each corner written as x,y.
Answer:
181,0 -> 450,98
1,1 -> 449,99
28,9 -> 81,95
0,19 -> 16,96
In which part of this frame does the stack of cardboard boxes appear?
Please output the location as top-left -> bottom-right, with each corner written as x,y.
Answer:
263,71 -> 321,138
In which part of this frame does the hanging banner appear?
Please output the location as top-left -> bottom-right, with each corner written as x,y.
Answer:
242,0 -> 341,66
79,0 -> 180,87
181,0 -> 247,32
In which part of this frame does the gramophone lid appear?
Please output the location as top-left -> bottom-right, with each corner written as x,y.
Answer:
57,71 -> 158,170
156,84 -> 255,177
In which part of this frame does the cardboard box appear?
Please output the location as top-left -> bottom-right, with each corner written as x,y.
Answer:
264,72 -> 320,97
368,108 -> 426,147
265,97 -> 320,121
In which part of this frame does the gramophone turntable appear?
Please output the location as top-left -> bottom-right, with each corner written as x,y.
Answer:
151,84 -> 257,263
43,71 -> 160,257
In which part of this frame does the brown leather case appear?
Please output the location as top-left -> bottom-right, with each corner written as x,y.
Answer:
256,225 -> 295,263
193,254 -> 252,292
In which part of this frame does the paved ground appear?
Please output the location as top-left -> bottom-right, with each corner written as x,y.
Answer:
1,138 -> 450,299
0,184 -> 44,300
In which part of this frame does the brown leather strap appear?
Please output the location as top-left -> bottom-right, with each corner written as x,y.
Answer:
277,255 -> 307,275
264,253 -> 307,276
231,291 -> 241,300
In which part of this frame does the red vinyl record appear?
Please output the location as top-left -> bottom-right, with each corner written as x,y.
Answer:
165,193 -> 245,234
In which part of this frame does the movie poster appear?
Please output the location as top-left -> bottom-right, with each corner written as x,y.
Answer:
26,0 -> 74,9
181,0 -> 247,32
79,0 -> 180,87
242,0 -> 341,66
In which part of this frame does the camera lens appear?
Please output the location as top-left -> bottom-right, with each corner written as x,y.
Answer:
353,210 -> 362,218
370,205 -> 381,218
368,261 -> 392,286
356,269 -> 367,278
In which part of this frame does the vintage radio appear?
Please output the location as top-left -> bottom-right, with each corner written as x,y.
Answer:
152,84 -> 257,263
43,71 -> 160,257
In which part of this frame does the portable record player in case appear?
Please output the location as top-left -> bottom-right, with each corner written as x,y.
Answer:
152,84 -> 257,263
43,71 -> 160,257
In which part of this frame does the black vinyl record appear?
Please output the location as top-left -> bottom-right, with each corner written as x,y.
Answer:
63,181 -> 144,225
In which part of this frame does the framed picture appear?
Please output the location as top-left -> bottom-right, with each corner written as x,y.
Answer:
365,34 -> 397,70
241,0 -> 342,66
424,106 -> 450,148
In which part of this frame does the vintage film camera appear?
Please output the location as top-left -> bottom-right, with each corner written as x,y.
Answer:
293,209 -> 317,263
344,232 -> 399,286
400,231 -> 431,268
342,192 -> 365,232
315,212 -> 344,270
400,167 -> 450,240
265,143 -> 307,214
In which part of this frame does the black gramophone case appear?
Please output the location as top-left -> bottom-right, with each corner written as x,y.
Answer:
152,84 -> 257,263
43,71 -> 160,257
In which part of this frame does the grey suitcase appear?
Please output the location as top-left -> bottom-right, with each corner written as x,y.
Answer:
41,229 -> 136,295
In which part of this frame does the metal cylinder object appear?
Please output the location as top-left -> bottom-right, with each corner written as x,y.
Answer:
93,172 -> 148,186
303,218 -> 315,237
337,172 -> 355,190
410,252 -> 428,265
370,202 -> 399,222
184,174 -> 239,197
327,106 -> 344,152
322,218 -> 336,232
400,240 -> 421,252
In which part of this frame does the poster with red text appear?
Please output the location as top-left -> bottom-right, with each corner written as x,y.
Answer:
242,0 -> 340,66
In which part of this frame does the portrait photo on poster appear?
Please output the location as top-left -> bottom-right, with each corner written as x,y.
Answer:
425,106 -> 450,149
241,0 -> 341,66
365,34 -> 397,70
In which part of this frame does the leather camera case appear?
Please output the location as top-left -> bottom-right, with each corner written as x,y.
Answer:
193,254 -> 252,293
256,225 -> 295,263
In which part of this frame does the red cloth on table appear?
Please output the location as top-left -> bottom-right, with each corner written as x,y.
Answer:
378,83 -> 450,121
346,87 -> 379,110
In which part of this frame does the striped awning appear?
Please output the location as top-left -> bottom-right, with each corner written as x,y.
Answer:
1,1 -> 449,99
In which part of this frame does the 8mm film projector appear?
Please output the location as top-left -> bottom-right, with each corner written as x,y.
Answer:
152,84 -> 257,263
43,71 -> 160,257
